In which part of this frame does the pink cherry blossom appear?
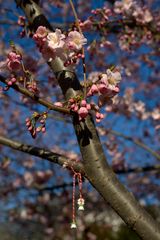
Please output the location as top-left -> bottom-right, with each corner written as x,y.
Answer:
47,29 -> 65,50
17,16 -> 25,27
66,30 -> 87,51
33,26 -> 48,47
100,74 -> 108,85
98,83 -> 108,94
78,107 -> 88,119
35,26 -> 48,38
79,19 -> 93,30
86,104 -> 91,110
81,99 -> 87,107
95,112 -> 104,123
88,84 -> 99,96
106,69 -> 122,85
73,105 -> 79,112
7,52 -> 22,71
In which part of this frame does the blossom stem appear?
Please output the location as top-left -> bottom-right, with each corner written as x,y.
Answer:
69,0 -> 87,98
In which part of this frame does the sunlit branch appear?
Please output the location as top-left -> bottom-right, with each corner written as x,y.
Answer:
0,75 -> 70,115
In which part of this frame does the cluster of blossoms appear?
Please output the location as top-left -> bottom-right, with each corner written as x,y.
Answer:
55,68 -> 121,123
7,75 -> 17,86
25,112 -> 47,138
0,49 -> 22,90
2,74 -> 17,91
55,98 -> 104,123
6,51 -> 22,72
33,26 -> 87,64
113,1 -> 154,51
69,98 -> 91,121
79,6 -> 112,31
114,0 -> 153,24
87,68 -> 121,107
78,2 -> 157,53
105,87 -> 160,124
1,45 -> 40,99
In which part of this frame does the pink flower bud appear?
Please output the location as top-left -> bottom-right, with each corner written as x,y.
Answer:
7,81 -> 13,86
35,26 -> 48,39
87,89 -> 92,97
113,86 -> 120,93
90,84 -> 99,94
96,112 -> 101,119
36,126 -> 42,132
81,99 -> 87,107
26,122 -> 31,127
98,84 -> 108,94
32,130 -> 36,138
11,77 -> 17,83
28,126 -> 33,131
25,118 -> 30,122
70,103 -> 76,110
69,98 -> 75,103
41,127 -> 46,133
73,105 -> 79,112
100,113 -> 104,119
40,119 -> 45,124
86,104 -> 91,110
78,107 -> 88,119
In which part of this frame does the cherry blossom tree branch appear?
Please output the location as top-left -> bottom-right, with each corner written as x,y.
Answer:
0,75 -> 70,115
12,1 -> 160,239
0,135 -> 84,174
104,128 -> 160,161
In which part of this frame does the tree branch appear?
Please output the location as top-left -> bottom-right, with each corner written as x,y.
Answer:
0,75 -> 70,115
104,128 -> 160,161
0,135 -> 84,174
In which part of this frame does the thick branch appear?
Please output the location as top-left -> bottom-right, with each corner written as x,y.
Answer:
0,135 -> 84,174
13,1 -> 160,239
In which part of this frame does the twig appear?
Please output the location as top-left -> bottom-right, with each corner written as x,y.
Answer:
106,128 -> 160,161
0,75 -> 70,115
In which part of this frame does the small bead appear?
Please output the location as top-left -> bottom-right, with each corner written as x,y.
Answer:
70,222 -> 77,229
